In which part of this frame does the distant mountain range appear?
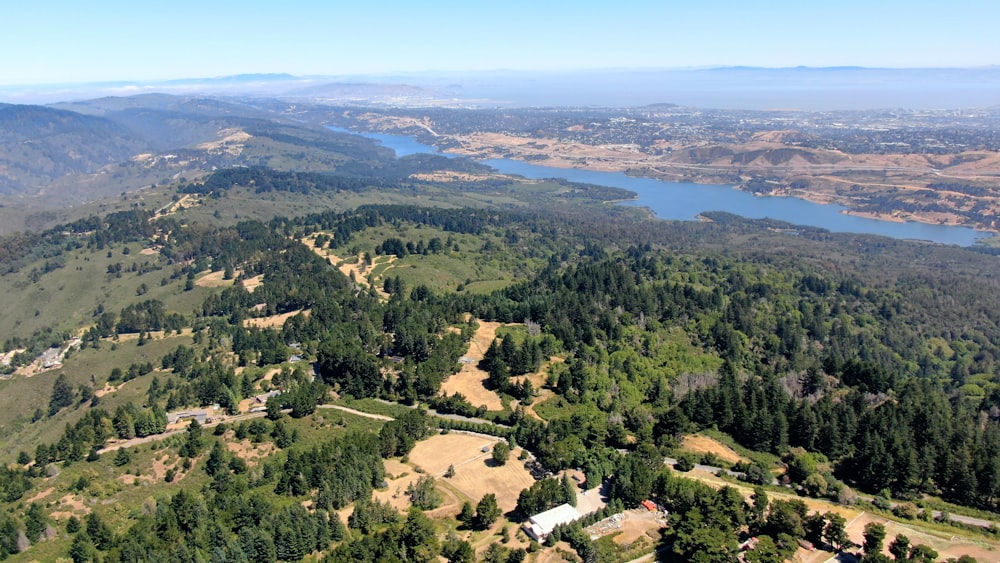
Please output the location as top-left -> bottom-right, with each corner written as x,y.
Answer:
3,67 -> 999,110
0,96 -> 268,195
0,94 -> 386,204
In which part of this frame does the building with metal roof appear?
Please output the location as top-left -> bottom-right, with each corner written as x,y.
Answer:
522,503 -> 582,541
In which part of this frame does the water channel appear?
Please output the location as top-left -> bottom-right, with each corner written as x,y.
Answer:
328,127 -> 987,246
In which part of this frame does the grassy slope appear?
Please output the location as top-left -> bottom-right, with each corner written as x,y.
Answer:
0,119 -> 393,235
0,334 -> 194,461
0,169 -> 585,463
325,222 -> 552,296
0,186 -> 177,236
0,239 -> 213,344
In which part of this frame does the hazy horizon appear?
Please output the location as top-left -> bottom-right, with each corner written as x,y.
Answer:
2,66 -> 999,111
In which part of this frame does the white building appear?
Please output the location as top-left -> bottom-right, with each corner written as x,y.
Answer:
522,503 -> 582,541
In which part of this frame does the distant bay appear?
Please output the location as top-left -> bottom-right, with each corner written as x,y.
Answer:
327,127 -> 987,246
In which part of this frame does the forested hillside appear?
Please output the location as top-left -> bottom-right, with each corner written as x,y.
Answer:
0,161 -> 999,561
0,106 -> 147,194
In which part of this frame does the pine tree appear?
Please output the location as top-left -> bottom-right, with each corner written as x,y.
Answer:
749,487 -> 768,534
482,543 -> 508,563
329,513 -> 346,541
313,510 -> 331,551
85,512 -> 113,551
562,473 -> 577,506
179,419 -> 203,458
66,516 -> 80,534
402,508 -> 440,562
475,494 -> 501,530
824,512 -> 849,552
114,448 -> 131,467
888,535 -> 910,561
803,512 -> 827,546
863,522 -> 887,556
908,544 -> 939,562
24,503 -> 47,542
69,532 -> 96,563
241,374 -> 254,398
407,475 -> 442,510
205,441 -> 226,476
442,535 -> 475,563
458,501 -> 475,529
49,373 -> 74,415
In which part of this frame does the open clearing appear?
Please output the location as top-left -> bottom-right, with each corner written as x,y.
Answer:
26,487 -> 56,504
113,327 -> 192,342
337,253 -> 395,298
226,438 -> 276,467
241,274 -> 264,293
301,236 -> 395,298
531,542 -> 580,563
586,508 -> 664,546
49,494 -> 89,520
195,270 -> 235,288
120,454 -> 179,486
793,509 -> 999,563
680,434 -> 748,465
406,432 -> 533,513
243,309 -> 309,329
512,358 -> 560,420
375,459 -> 424,512
157,194 -> 198,217
438,321 -> 512,411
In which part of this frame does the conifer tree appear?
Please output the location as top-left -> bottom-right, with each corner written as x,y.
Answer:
475,494 -> 501,530
49,373 -> 74,415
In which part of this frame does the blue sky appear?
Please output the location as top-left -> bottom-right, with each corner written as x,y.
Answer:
2,0 -> 998,85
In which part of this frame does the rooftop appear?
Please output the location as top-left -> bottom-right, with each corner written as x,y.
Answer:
523,503 -> 582,540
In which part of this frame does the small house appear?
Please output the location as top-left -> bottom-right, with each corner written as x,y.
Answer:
167,410 -> 209,425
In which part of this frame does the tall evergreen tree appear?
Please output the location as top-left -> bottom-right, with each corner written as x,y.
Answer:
49,373 -> 74,415
475,494 -> 501,530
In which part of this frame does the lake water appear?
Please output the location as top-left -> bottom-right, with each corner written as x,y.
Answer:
343,130 -> 458,158
328,127 -> 987,246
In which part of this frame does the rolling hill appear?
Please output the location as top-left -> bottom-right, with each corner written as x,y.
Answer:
0,105 -> 148,194
0,95 -> 406,232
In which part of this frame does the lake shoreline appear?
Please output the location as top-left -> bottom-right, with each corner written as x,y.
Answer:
328,126 -> 990,247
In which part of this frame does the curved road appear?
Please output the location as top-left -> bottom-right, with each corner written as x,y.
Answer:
101,402 -> 1000,532
102,402 -> 501,453
663,456 -> 1000,531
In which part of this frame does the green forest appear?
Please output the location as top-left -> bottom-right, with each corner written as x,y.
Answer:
1,156 -> 1000,562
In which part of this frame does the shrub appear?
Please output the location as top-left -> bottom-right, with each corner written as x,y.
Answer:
892,502 -> 918,520
674,455 -> 695,472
